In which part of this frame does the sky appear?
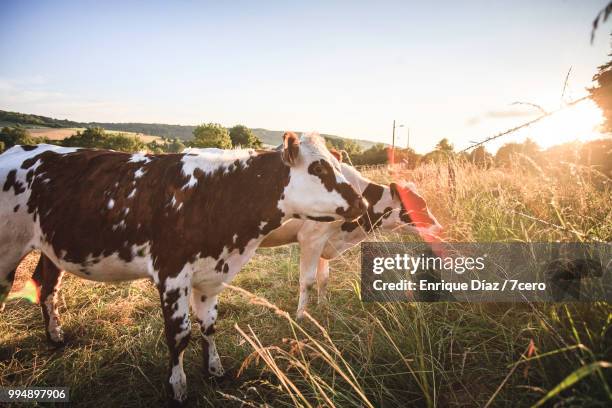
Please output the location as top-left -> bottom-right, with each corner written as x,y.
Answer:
0,0 -> 610,153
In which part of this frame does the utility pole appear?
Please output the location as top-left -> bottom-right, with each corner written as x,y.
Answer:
391,120 -> 396,165
391,120 -> 404,165
406,127 -> 410,149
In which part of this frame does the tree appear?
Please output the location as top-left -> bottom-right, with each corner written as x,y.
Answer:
394,147 -> 421,168
435,138 -> 454,152
589,44 -> 612,133
62,127 -> 107,148
62,127 -> 145,152
0,125 -> 37,149
591,2 -> 612,43
191,123 -> 232,149
421,150 -> 449,164
165,138 -> 186,153
522,138 -> 540,157
146,140 -> 165,154
420,138 -> 456,163
580,138 -> 612,178
325,137 -> 363,160
469,146 -> 493,168
351,144 -> 388,165
495,138 -> 540,167
229,125 -> 262,148
105,133 -> 146,152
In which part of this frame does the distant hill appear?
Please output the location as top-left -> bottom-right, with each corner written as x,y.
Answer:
250,128 -> 379,149
0,109 -> 380,149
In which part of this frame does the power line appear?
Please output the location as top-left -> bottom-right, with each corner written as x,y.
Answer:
460,95 -> 591,153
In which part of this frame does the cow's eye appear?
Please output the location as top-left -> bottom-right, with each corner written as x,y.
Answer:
313,164 -> 326,175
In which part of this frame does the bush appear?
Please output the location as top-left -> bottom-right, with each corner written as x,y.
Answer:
326,137 -> 362,157
0,126 -> 38,149
495,139 -> 540,167
164,138 -> 186,153
62,127 -> 146,152
351,143 -> 388,165
191,123 -> 232,149
229,125 -> 262,148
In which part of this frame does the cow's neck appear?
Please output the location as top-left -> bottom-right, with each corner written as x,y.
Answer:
340,181 -> 388,235
340,163 -> 372,196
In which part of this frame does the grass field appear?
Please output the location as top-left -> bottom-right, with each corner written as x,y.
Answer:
1,159 -> 611,407
23,127 -> 164,144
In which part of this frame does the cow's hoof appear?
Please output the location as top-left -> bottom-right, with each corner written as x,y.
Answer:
205,371 -> 227,384
167,397 -> 188,408
46,333 -> 66,349
209,374 -> 228,386
48,339 -> 66,349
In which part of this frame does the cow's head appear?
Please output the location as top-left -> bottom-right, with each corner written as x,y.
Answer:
279,132 -> 367,221
384,181 -> 442,238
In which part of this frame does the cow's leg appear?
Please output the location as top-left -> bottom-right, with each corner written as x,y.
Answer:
0,251 -> 24,312
31,255 -> 65,346
190,289 -> 224,378
296,239 -> 327,320
158,282 -> 192,406
0,269 -> 17,313
316,258 -> 330,304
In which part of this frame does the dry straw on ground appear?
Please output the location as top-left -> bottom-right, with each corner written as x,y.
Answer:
1,160 -> 610,407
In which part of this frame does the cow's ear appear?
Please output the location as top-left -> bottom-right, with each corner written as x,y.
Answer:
282,132 -> 300,166
389,182 -> 400,200
329,148 -> 342,162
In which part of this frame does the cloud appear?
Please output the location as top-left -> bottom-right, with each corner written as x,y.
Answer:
466,108 -> 539,126
0,76 -> 126,122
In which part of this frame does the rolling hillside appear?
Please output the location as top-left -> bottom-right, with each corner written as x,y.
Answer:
0,109 -> 380,149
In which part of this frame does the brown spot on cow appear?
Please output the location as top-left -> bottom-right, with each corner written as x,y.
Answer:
307,215 -> 335,222
341,182 -> 386,232
3,169 -> 26,195
308,160 -> 366,219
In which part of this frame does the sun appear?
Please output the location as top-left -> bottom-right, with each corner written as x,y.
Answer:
529,100 -> 606,149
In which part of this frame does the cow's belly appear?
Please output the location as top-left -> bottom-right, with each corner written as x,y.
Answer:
321,235 -> 362,260
41,244 -> 151,282
65,256 -> 150,282
321,230 -> 366,260
260,219 -> 303,247
191,243 -> 260,293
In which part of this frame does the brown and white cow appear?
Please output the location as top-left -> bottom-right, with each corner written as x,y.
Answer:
260,159 -> 442,318
0,133 -> 366,406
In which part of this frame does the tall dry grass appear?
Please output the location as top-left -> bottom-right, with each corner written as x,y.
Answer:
0,159 -> 610,407
225,159 -> 611,407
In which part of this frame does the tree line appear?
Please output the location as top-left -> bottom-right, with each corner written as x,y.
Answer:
2,123 -> 609,180
329,136 -> 611,178
0,122 -> 264,154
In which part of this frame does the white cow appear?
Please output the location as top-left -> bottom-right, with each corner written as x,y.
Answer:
260,159 -> 442,318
